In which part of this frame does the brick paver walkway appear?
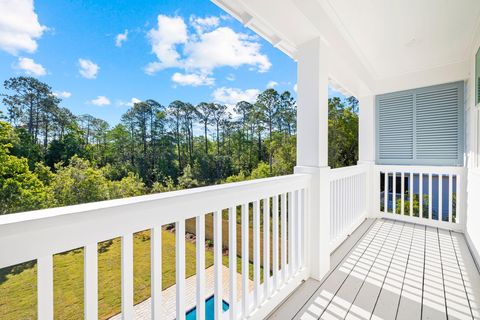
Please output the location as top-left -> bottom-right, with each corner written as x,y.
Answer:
109,265 -> 253,320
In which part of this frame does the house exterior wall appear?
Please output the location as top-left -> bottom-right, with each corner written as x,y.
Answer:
465,25 -> 480,267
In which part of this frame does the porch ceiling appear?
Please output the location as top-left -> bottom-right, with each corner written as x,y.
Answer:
320,0 -> 480,80
213,0 -> 480,96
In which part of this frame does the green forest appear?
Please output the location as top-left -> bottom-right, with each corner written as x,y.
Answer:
0,76 -> 359,215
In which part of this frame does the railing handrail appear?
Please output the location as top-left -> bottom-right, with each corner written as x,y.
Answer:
330,164 -> 368,180
0,173 -> 310,268
375,164 -> 466,175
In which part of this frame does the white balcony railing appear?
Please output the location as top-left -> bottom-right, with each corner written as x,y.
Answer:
0,174 -> 310,320
329,165 -> 369,251
0,164 -> 472,320
375,165 -> 466,231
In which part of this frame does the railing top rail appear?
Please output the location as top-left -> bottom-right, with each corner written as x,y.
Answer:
0,174 -> 310,227
330,164 -> 368,180
0,173 -> 310,268
375,164 -> 466,175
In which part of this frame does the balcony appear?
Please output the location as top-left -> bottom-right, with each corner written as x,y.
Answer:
1,164 -> 479,320
2,0 -> 480,319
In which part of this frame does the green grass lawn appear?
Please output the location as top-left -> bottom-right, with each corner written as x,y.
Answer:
0,229 -> 259,320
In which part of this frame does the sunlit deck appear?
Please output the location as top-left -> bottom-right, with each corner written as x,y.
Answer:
268,218 -> 480,320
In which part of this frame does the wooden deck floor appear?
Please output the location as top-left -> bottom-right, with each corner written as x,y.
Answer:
268,218 -> 480,320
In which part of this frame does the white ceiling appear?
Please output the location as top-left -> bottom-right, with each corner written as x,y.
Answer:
319,0 -> 480,79
214,0 -> 480,95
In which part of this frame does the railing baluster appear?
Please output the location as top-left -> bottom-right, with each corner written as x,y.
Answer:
409,172 -> 413,216
262,198 -> 270,302
392,172 -> 396,214
272,195 -> 279,291
419,173 -> 423,218
401,172 -> 405,215
287,191 -> 294,279
438,175 -> 443,221
85,243 -> 98,320
38,255 -> 53,320
121,233 -> 133,320
228,207 -> 237,320
151,227 -> 162,320
449,174 -> 453,223
428,173 -> 433,219
384,171 -> 388,213
214,210 -> 223,320
280,193 -> 287,285
301,189 -> 306,268
241,203 -> 249,316
291,190 -> 299,276
253,200 -> 260,309
176,221 -> 186,320
330,181 -> 334,242
456,174 -> 462,224
196,215 -> 205,320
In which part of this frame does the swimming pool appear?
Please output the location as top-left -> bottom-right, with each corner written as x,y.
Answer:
185,295 -> 229,320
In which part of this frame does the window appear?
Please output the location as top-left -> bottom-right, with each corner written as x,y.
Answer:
376,81 -> 464,166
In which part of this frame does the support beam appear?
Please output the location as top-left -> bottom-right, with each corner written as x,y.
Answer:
295,37 -> 330,281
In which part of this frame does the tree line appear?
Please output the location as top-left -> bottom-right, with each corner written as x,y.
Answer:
0,76 -> 358,214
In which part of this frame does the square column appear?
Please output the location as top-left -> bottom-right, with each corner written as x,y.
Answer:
294,37 -> 330,281
358,95 -> 376,165
358,96 -> 377,217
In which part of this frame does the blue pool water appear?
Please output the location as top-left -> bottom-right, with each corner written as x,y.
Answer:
185,295 -> 229,320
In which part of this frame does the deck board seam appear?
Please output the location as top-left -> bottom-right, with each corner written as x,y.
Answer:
421,224 -> 427,320
369,221 -> 414,319
449,229 -> 475,320
394,222 -> 425,320
317,220 -> 397,319
289,219 -> 379,319
344,221 -> 406,319
390,221 -> 416,320
436,227 -> 449,318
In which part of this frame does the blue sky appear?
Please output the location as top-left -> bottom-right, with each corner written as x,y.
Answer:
0,0 -> 344,125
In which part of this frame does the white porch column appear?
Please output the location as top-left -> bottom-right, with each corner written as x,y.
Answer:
358,96 -> 376,164
294,37 -> 330,281
358,96 -> 377,217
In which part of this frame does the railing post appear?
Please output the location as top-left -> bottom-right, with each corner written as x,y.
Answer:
295,37 -> 330,281
294,166 -> 330,281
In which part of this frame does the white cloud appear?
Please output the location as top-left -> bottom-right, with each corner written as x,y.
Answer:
145,15 -> 271,86
115,30 -> 128,47
267,81 -> 278,89
89,96 -> 110,106
118,97 -> 142,107
53,91 -> 72,98
0,0 -> 46,55
190,15 -> 220,33
226,73 -> 235,81
184,27 -> 271,73
16,57 -> 46,76
294,83 -> 297,93
78,58 -> 99,79
145,15 -> 188,74
212,87 -> 260,107
172,72 -> 214,87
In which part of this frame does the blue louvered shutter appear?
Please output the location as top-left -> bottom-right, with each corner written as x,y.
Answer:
376,81 -> 464,166
378,94 -> 414,161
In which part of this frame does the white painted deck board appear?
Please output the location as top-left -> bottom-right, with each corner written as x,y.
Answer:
268,218 -> 480,320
